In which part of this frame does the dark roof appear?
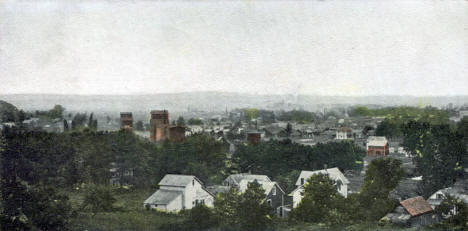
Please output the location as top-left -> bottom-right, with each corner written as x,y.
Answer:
400,196 -> 433,217
143,189 -> 183,205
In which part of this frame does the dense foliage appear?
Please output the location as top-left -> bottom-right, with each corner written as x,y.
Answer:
232,139 -> 365,192
402,121 -> 467,196
277,110 -> 318,123
435,196 -> 468,230
290,158 -> 404,227
290,174 -> 344,224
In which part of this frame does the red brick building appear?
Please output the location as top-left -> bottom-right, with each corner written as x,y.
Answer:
150,110 -> 170,142
247,131 -> 261,145
366,136 -> 389,156
169,125 -> 185,143
120,112 -> 133,130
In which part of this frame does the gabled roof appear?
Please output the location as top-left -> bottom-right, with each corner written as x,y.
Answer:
400,196 -> 433,217
143,189 -> 183,205
206,185 -> 231,195
296,168 -> 350,186
238,179 -> 285,195
225,173 -> 271,185
158,174 -> 202,187
367,136 -> 388,147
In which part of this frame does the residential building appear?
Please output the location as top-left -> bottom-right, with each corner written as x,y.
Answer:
381,196 -> 439,227
366,136 -> 389,157
223,173 -> 286,217
246,130 -> 261,145
143,174 -> 214,212
291,168 -> 349,208
336,126 -> 352,140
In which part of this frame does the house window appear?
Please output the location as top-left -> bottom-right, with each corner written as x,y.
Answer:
436,193 -> 444,200
300,178 -> 304,185
195,200 -> 198,206
192,179 -> 195,186
336,179 -> 342,192
272,186 -> 277,196
267,199 -> 272,207
201,199 -> 205,205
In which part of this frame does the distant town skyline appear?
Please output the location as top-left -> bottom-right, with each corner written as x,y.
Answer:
1,0 -> 467,96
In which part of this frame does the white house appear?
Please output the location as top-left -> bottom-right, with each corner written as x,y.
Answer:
143,174 -> 214,212
336,127 -> 352,140
223,173 -> 271,188
427,179 -> 468,214
291,168 -> 349,208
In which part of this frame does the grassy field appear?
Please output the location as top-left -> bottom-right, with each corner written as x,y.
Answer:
66,187 -> 439,231
68,187 -> 186,231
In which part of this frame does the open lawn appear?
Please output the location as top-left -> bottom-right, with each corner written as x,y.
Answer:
68,187 -> 186,231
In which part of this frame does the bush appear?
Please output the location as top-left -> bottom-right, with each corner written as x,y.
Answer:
81,185 -> 117,213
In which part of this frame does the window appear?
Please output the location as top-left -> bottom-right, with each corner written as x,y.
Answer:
192,179 -> 195,186
267,199 -> 272,207
300,178 -> 304,185
201,199 -> 205,205
436,193 -> 444,200
195,200 -> 198,206
272,186 -> 277,196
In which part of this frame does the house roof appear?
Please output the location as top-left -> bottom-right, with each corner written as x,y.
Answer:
225,173 -> 271,185
367,136 -> 388,147
158,174 -> 202,187
296,168 -> 350,186
206,185 -> 231,195
400,196 -> 433,217
143,189 -> 183,205
238,179 -> 285,195
338,127 -> 352,133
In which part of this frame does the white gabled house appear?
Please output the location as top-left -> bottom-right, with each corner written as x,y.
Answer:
143,174 -> 214,212
291,168 -> 349,208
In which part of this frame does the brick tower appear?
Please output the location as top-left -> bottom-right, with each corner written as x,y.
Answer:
150,110 -> 170,142
120,112 -> 133,130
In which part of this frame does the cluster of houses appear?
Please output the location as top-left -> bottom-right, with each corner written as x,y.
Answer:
143,168 -> 351,218
143,169 -> 468,227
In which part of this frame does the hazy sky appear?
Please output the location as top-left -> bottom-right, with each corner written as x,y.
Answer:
1,0 -> 467,96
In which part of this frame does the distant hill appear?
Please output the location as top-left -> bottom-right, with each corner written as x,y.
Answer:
0,100 -> 19,122
0,92 -> 467,114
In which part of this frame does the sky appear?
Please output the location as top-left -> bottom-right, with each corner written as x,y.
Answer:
0,0 -> 467,96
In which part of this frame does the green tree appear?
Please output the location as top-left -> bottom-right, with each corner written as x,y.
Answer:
376,119 -> 402,138
134,120 -> 144,131
214,188 -> 242,228
358,158 -> 404,221
244,108 -> 259,121
285,123 -> 293,137
435,196 -> 468,230
291,174 -> 344,223
188,118 -> 203,125
403,121 -> 467,196
184,204 -> 218,231
48,105 -> 65,119
81,185 -> 117,213
237,181 -> 272,231
177,116 -> 185,126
